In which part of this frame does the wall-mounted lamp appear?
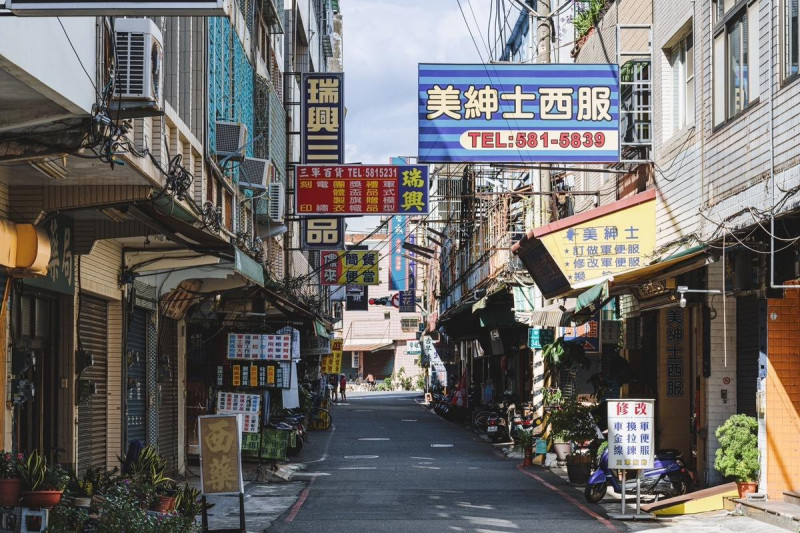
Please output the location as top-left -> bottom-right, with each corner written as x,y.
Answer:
676,285 -> 722,308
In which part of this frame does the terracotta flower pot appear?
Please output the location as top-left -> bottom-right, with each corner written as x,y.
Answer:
20,490 -> 63,509
736,481 -> 758,498
0,478 -> 21,507
522,446 -> 533,467
151,495 -> 176,513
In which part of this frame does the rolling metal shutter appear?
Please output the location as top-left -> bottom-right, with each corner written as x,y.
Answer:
736,295 -> 759,417
158,317 -> 179,473
77,293 -> 108,471
125,308 -> 148,449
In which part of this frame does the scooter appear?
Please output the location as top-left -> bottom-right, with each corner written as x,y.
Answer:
486,410 -> 510,442
584,448 -> 693,503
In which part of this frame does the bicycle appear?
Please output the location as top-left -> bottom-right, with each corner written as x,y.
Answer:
307,407 -> 332,431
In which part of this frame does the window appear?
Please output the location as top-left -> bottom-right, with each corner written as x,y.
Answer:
784,0 -> 799,80
401,318 -> 421,332
671,33 -> 695,132
352,352 -> 360,368
713,0 -> 759,126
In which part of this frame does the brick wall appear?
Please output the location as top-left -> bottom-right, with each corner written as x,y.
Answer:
766,283 -> 800,500
704,261 -> 738,486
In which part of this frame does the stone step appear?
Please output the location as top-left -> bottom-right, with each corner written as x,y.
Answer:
784,490 -> 800,506
730,497 -> 800,532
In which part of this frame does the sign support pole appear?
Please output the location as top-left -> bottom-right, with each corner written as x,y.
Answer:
620,469 -> 626,516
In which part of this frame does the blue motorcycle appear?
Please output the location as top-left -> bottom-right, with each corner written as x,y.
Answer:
584,448 -> 693,503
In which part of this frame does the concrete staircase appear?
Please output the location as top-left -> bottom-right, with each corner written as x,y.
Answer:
725,490 -> 800,531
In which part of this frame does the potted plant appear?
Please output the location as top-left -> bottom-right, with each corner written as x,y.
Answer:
18,450 -> 67,509
714,414 -> 759,497
0,451 -> 23,507
549,399 -> 598,482
66,466 -> 98,508
151,478 -> 178,513
516,430 -> 536,467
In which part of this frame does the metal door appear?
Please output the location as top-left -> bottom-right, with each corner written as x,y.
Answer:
125,307 -> 148,448
736,295 -> 760,417
77,293 -> 108,471
157,317 -> 179,473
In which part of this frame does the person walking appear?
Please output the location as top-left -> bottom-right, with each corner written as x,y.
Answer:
339,373 -> 347,402
330,374 -> 338,403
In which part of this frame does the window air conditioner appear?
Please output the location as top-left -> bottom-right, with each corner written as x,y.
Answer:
214,121 -> 248,162
267,182 -> 285,223
239,158 -> 271,191
115,18 -> 163,107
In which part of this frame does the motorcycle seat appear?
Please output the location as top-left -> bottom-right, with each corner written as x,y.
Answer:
655,449 -> 682,459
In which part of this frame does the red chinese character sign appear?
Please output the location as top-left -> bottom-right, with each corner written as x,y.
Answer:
607,399 -> 654,469
319,250 -> 380,286
296,165 -> 429,215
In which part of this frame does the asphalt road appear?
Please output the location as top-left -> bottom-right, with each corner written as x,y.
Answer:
267,390 -> 619,533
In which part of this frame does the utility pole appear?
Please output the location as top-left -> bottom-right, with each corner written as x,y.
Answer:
537,0 -> 551,202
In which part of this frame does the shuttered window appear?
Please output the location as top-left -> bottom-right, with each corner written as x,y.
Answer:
77,294 -> 108,472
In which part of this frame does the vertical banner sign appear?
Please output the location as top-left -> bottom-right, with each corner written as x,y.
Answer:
658,307 -> 691,454
418,63 -> 619,163
399,235 -> 416,312
389,216 -> 407,291
607,399 -> 655,469
301,73 -> 344,163
346,285 -> 369,311
199,415 -> 245,495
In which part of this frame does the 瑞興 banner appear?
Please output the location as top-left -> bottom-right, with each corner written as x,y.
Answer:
418,63 -> 619,163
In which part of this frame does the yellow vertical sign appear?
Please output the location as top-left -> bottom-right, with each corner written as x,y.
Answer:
331,339 -> 343,374
250,365 -> 258,387
198,415 -> 244,495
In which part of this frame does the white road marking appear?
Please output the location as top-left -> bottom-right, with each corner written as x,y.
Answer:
290,472 -> 331,477
354,410 -> 373,412
411,456 -> 434,460
414,465 -> 441,470
343,455 -> 379,459
339,467 -> 377,470
359,437 -> 390,441
430,444 -> 453,448
401,419 -> 418,422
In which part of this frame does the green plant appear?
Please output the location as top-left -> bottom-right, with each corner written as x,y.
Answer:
0,451 -> 23,479
66,466 -> 103,498
42,464 -> 70,491
415,374 -> 426,391
548,399 -> 598,446
542,338 -> 591,374
714,414 -> 759,483
543,388 -> 563,407
573,0 -> 607,38
175,484 -> 214,520
18,450 -> 46,491
376,377 -> 393,391
515,430 -> 536,451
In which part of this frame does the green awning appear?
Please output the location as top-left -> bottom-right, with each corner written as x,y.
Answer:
574,280 -> 613,324
234,248 -> 265,286
314,320 -> 331,339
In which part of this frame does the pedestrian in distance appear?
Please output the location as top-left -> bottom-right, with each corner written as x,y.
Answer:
340,373 -> 347,402
330,374 -> 338,403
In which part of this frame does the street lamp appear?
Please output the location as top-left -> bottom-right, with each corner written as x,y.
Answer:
676,285 -> 721,308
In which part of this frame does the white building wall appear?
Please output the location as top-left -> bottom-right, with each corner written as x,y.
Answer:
704,260 -> 738,486
0,17 -> 97,114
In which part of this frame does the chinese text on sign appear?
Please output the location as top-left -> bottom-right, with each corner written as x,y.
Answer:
607,399 -> 655,469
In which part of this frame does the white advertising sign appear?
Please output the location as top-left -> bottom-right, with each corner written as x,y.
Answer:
7,1 -> 228,16
607,399 -> 654,469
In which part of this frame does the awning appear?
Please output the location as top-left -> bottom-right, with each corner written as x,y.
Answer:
314,320 -> 331,339
512,189 -> 657,299
526,299 -> 576,328
342,342 -> 394,352
574,280 -> 613,323
234,248 -> 265,286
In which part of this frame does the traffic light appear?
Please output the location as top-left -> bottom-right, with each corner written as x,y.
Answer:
368,297 -> 391,306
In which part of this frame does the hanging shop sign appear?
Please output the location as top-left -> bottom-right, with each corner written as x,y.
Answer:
399,234 -> 417,312
607,399 -> 655,469
528,327 -> 555,349
418,63 -> 619,163
559,311 -> 600,352
406,340 -> 422,355
319,250 -> 380,286
198,414 -> 245,495
216,392 -> 260,433
513,189 -> 656,298
7,1 -> 229,15
301,72 -> 344,164
663,308 -> 688,398
300,336 -> 331,356
345,285 -> 368,311
217,361 -> 291,390
389,216 -> 407,291
24,214 -> 74,294
296,164 -> 429,215
301,217 -> 346,250
321,339 -> 343,374
227,333 -> 292,360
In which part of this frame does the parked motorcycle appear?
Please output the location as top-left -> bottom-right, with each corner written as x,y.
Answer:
508,402 -> 537,443
486,410 -> 510,442
584,448 -> 693,503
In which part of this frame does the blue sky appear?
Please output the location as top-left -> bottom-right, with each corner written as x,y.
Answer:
341,0 -> 496,231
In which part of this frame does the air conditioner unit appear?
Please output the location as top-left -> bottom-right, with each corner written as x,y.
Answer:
115,19 -> 163,108
267,182 -> 285,223
239,158 -> 271,191
215,121 -> 248,162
